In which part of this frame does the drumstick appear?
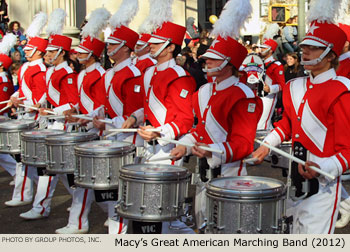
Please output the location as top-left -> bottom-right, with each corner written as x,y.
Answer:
255,139 -> 335,180
105,128 -> 161,138
0,105 -> 10,113
0,97 -> 25,105
145,155 -> 175,162
72,114 -> 113,124
19,104 -> 57,115
157,137 -> 224,154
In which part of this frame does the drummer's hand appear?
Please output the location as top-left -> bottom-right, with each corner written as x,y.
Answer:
263,84 -> 270,93
28,103 -> 41,113
170,146 -> 187,160
252,145 -> 270,164
138,125 -> 160,141
77,118 -> 89,126
122,115 -> 136,129
39,107 -> 52,116
10,108 -> 17,116
10,97 -> 22,107
93,116 -> 105,130
298,161 -> 320,180
192,142 -> 212,158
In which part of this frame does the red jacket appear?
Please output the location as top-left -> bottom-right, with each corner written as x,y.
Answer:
77,63 -> 105,114
134,54 -> 156,74
18,59 -> 46,105
337,52 -> 350,79
0,72 -> 14,114
142,59 -> 196,139
46,61 -> 79,110
264,55 -> 285,94
266,69 -> 350,178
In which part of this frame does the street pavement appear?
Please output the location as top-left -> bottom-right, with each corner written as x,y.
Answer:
0,157 -> 349,234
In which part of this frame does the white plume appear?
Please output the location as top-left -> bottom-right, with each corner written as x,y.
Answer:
263,23 -> 280,40
336,0 -> 350,23
211,0 -> 252,39
109,0 -> 139,29
139,0 -> 173,34
46,8 -> 67,36
307,0 -> 343,24
0,33 -> 17,55
26,12 -> 48,38
81,8 -> 111,39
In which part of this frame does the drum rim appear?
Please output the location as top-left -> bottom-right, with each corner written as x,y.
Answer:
0,119 -> 38,131
120,163 -> 190,180
206,176 -> 286,199
21,129 -> 65,139
74,140 -> 135,154
45,132 -> 98,143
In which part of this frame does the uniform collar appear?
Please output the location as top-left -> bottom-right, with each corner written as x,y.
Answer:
86,62 -> 100,73
215,75 -> 239,91
264,55 -> 275,63
113,57 -> 132,72
28,58 -> 43,66
54,61 -> 68,71
339,51 -> 350,62
310,68 -> 336,84
156,58 -> 176,71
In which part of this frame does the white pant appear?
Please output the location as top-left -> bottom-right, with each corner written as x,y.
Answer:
195,163 -> 247,230
0,154 -> 17,177
286,177 -> 341,234
257,94 -> 277,130
11,163 -> 33,202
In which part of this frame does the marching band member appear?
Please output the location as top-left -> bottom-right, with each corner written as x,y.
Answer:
170,0 -> 262,232
18,9 -> 78,220
5,13 -> 48,208
335,23 -> 350,229
0,34 -> 16,185
133,33 -> 157,73
90,1 -> 144,234
123,0 -> 196,234
253,0 -> 350,234
257,38 -> 285,130
56,8 -> 111,234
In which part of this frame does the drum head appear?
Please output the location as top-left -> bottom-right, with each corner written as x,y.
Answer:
0,119 -> 38,131
21,129 -> 65,140
241,53 -> 264,85
45,131 -> 98,143
0,116 -> 9,122
75,140 -> 135,155
120,163 -> 190,181
206,176 -> 285,200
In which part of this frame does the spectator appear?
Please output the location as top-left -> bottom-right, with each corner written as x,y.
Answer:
283,52 -> 307,82
10,62 -> 21,91
185,17 -> 199,47
9,21 -> 23,37
282,18 -> 298,52
0,0 -> 8,33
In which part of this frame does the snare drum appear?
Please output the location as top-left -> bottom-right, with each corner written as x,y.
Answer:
205,176 -> 286,234
116,164 -> 191,222
74,140 -> 135,190
21,129 -> 65,167
0,119 -> 38,154
46,132 -> 98,174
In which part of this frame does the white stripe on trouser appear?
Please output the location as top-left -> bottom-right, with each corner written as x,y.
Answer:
285,178 -> 341,234
143,143 -> 195,234
194,165 -> 247,231
257,94 -> 277,130
0,154 -> 17,177
11,163 -> 33,202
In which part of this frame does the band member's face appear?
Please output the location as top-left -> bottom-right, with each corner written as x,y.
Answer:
300,44 -> 327,71
76,52 -> 89,64
205,58 -> 225,76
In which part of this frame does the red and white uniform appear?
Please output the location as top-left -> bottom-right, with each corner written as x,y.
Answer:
0,71 -> 14,114
337,52 -> 350,79
264,69 -> 350,233
134,53 -> 157,74
182,76 -> 263,175
16,59 -> 47,106
77,62 -> 105,114
257,55 -> 285,130
46,61 -> 78,115
133,58 -> 196,164
102,58 -> 144,145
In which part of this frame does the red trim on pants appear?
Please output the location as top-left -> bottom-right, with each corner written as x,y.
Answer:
264,96 -> 276,130
20,165 -> 28,201
118,217 -> 124,234
328,177 -> 340,234
78,189 -> 89,229
238,160 -> 243,176
40,176 -> 53,215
